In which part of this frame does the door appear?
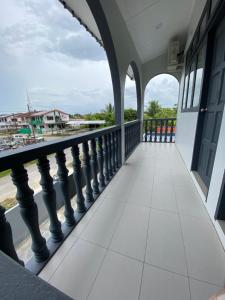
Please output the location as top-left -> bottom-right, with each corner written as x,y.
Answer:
197,17 -> 225,188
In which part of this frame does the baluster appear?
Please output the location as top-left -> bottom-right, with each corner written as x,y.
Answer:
56,151 -> 76,227
97,136 -> 105,190
90,138 -> 100,199
116,130 -> 120,168
112,132 -> 116,173
165,119 -> 168,143
170,119 -> 174,143
107,133 -> 113,177
37,156 -> 63,243
0,205 -> 24,265
71,145 -> 86,217
103,135 -> 110,182
159,119 -> 163,143
144,121 -> 147,142
150,120 -> 152,142
109,133 -> 115,174
82,141 -> 94,207
11,165 -> 49,262
125,128 -> 127,158
154,120 -> 157,142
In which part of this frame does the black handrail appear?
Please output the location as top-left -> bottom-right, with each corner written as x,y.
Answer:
0,125 -> 122,274
0,125 -> 120,171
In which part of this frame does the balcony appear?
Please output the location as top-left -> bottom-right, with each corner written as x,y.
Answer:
1,119 -> 224,300
37,142 -> 225,300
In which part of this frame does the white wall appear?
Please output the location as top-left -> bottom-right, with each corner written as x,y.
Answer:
175,0 -> 225,248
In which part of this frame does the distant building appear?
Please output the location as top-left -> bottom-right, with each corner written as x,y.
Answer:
67,119 -> 106,128
0,109 -> 70,133
30,109 -> 70,133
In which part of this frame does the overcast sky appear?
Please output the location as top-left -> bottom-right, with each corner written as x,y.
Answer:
0,0 -> 179,114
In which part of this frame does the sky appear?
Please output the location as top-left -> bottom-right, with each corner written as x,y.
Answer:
0,0 -> 179,115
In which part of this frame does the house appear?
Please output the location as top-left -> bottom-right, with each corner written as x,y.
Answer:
0,110 -> 70,133
0,113 -> 30,131
30,109 -> 70,133
0,0 -> 225,299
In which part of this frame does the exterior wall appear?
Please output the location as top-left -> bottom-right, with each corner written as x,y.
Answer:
175,0 -> 225,248
142,53 -> 182,92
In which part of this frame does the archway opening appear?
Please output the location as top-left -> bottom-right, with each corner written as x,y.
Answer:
144,74 -> 179,119
144,74 -> 179,142
124,65 -> 138,122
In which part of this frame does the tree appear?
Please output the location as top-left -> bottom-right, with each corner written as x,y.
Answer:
146,100 -> 161,117
124,108 -> 137,121
102,103 -> 114,114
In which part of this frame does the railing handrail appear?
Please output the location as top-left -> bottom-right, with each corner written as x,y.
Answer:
124,119 -> 140,127
0,124 -> 120,171
144,118 -> 176,121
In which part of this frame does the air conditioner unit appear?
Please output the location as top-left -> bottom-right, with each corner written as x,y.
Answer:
168,41 -> 180,66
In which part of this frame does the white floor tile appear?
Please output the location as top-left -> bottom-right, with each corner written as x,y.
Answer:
151,183 -> 178,212
181,215 -> 225,286
88,251 -> 143,300
189,278 -> 223,300
81,199 -> 125,247
175,186 -> 207,219
146,209 -> 187,275
49,239 -> 106,300
110,204 -> 150,261
139,264 -> 190,300
39,235 -> 78,282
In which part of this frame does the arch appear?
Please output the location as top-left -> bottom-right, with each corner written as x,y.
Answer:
124,61 -> 142,121
60,0 -> 122,124
144,73 -> 179,115
130,61 -> 142,120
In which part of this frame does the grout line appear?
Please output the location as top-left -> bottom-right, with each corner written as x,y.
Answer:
144,261 -> 189,279
41,235 -> 79,282
138,175 -> 154,300
172,179 -> 192,299
85,189 -> 127,300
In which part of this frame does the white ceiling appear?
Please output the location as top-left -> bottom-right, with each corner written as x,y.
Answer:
64,0 -> 195,64
115,0 -> 195,63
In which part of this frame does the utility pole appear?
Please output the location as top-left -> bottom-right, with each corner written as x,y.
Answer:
26,89 -> 36,139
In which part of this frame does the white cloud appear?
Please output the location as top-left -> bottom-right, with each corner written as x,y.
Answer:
0,0 -> 179,115
145,74 -> 179,108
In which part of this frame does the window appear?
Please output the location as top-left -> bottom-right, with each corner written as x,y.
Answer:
210,0 -> 220,15
192,45 -> 206,107
47,116 -> 54,121
199,10 -> 207,40
182,72 -> 189,109
182,41 -> 206,112
186,60 -> 196,108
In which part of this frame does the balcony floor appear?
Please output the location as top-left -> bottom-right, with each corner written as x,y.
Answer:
39,143 -> 225,300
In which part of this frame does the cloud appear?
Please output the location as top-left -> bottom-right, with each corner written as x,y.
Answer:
0,0 -> 105,62
145,74 -> 179,108
0,1 -> 179,116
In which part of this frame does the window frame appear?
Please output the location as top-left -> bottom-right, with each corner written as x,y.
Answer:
181,1 -> 213,113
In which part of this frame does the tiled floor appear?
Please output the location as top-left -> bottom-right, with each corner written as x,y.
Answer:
39,143 -> 225,300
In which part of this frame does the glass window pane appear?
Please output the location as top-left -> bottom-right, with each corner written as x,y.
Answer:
193,45 -> 206,107
182,73 -> 189,109
187,61 -> 195,108
210,0 -> 219,14
199,11 -> 207,39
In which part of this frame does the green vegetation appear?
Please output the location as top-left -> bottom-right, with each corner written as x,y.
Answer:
1,197 -> 17,210
144,100 -> 177,119
0,160 -> 37,179
77,103 -> 137,126
0,169 -> 11,178
72,100 -> 177,127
